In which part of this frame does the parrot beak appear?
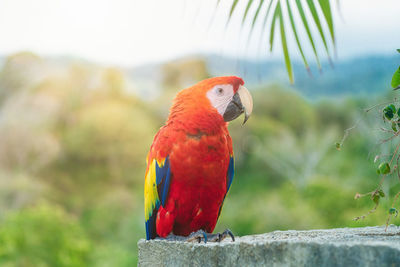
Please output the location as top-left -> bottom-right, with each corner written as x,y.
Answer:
238,85 -> 253,124
223,85 -> 253,124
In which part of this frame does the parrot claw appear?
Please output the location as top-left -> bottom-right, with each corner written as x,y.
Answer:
156,229 -> 235,243
213,229 -> 235,242
220,229 -> 235,242
185,229 -> 235,243
185,230 -> 208,243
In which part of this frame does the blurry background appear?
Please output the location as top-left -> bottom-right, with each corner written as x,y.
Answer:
0,0 -> 399,266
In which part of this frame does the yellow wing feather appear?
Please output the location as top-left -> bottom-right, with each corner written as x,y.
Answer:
144,157 -> 167,221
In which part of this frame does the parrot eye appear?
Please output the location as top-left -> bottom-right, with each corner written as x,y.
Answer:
206,84 -> 235,116
216,88 -> 224,96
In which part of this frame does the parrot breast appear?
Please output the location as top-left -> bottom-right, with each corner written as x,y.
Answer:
154,127 -> 232,237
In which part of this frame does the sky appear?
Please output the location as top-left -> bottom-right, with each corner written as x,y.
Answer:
0,0 -> 398,67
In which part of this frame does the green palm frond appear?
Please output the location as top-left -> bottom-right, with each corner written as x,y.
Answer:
221,0 -> 337,83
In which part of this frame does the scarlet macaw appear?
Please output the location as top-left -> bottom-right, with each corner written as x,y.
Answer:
144,76 -> 253,242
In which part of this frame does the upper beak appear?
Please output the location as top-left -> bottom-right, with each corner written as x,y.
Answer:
223,85 -> 253,124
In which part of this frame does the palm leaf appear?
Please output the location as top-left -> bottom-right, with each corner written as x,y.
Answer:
242,0 -> 255,26
277,2 -> 294,83
318,0 -> 335,44
269,2 -> 279,52
227,0 -> 240,26
306,0 -> 331,60
286,0 -> 310,72
295,0 -> 322,69
215,0 -> 337,83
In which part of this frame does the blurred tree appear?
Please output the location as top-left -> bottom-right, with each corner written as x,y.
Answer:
0,204 -> 92,267
0,52 -> 44,102
161,57 -> 210,92
100,68 -> 125,97
0,172 -> 47,215
35,65 -> 159,213
156,57 -> 211,121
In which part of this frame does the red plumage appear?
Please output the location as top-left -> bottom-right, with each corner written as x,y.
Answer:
146,76 -> 244,237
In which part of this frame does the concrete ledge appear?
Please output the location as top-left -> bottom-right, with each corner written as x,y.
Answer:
138,226 -> 400,267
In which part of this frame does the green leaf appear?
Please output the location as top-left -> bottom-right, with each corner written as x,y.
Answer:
383,104 -> 396,120
286,0 -> 310,71
389,208 -> 398,216
306,0 -> 331,59
277,2 -> 294,83
242,0 -> 255,26
372,194 -> 380,205
295,0 -> 321,69
227,0 -> 240,26
378,189 -> 385,198
378,162 -> 390,175
391,67 -> 400,89
392,122 -> 398,132
335,142 -> 341,150
317,0 -> 335,45
269,2 -> 280,52
397,49 -> 400,53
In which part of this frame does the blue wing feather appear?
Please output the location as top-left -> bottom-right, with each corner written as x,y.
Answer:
145,205 -> 159,240
217,154 -> 234,218
145,156 -> 171,240
156,156 -> 171,207
226,155 -> 234,193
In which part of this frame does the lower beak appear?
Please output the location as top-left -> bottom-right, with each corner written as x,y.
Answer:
223,86 -> 253,124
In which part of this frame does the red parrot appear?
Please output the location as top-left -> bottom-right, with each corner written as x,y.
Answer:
144,76 -> 253,242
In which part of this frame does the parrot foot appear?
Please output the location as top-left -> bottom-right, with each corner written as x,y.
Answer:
155,229 -> 235,243
185,229 -> 235,243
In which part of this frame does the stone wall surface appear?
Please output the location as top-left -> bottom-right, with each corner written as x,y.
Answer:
138,226 -> 400,267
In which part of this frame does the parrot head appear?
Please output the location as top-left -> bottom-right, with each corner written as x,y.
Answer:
169,76 -> 253,127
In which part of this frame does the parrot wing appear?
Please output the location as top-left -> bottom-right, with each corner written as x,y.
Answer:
217,154 -> 234,219
226,154 -> 234,193
144,153 -> 171,240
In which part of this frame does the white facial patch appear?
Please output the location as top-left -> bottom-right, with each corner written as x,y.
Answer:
206,84 -> 235,116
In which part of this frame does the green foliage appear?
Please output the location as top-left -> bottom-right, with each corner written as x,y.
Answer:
372,194 -> 380,205
0,204 -> 92,266
221,0 -> 336,83
383,104 -> 395,120
389,208 -> 398,215
378,189 -> 385,198
335,142 -> 341,150
349,50 -> 400,227
391,66 -> 400,89
391,122 -> 398,132
377,163 -> 390,175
